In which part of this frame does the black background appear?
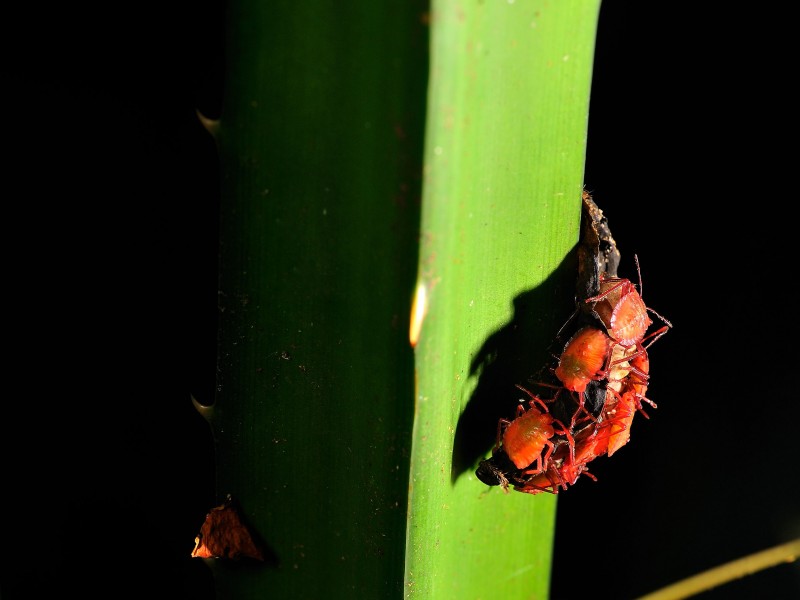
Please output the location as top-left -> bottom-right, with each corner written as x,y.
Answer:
3,2 -> 798,599
557,4 -> 799,599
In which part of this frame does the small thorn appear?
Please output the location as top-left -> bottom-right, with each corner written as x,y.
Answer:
196,109 -> 220,139
192,394 -> 215,423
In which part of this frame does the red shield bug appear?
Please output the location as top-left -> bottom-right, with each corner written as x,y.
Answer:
554,326 -> 611,393
476,192 -> 672,498
501,386 -> 574,471
585,255 -> 672,349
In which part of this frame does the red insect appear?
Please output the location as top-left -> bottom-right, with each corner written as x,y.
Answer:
476,202 -> 672,498
513,423 -> 604,495
475,386 -> 577,494
603,392 -> 636,456
603,343 -> 648,409
504,382 -> 616,495
626,345 -> 653,414
591,342 -> 654,456
513,465 -> 572,495
514,345 -> 654,494
585,255 -> 671,349
608,325 -> 662,415
554,326 -> 611,393
501,385 -> 574,470
588,277 -> 650,346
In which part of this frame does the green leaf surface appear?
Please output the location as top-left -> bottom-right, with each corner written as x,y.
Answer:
206,1 -> 600,598
405,1 -> 600,598
209,2 -> 428,598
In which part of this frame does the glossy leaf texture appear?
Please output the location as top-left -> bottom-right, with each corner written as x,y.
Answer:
208,2 -> 428,597
405,1 -> 600,598
207,1 -> 600,598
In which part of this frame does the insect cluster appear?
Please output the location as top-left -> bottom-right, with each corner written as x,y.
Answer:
475,191 -> 671,495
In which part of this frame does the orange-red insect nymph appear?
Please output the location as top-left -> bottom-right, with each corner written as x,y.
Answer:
500,388 -> 571,471
554,326 -> 610,393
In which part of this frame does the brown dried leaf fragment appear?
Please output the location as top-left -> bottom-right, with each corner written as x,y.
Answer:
191,494 -> 265,561
576,189 -> 620,303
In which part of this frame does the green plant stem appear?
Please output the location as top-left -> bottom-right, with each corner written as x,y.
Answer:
636,539 -> 800,600
404,1 -> 601,598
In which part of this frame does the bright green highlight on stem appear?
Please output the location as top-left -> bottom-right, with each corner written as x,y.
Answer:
405,1 -> 600,598
209,0 -> 599,597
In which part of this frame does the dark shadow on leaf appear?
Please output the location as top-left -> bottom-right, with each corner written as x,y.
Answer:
451,246 -> 580,483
